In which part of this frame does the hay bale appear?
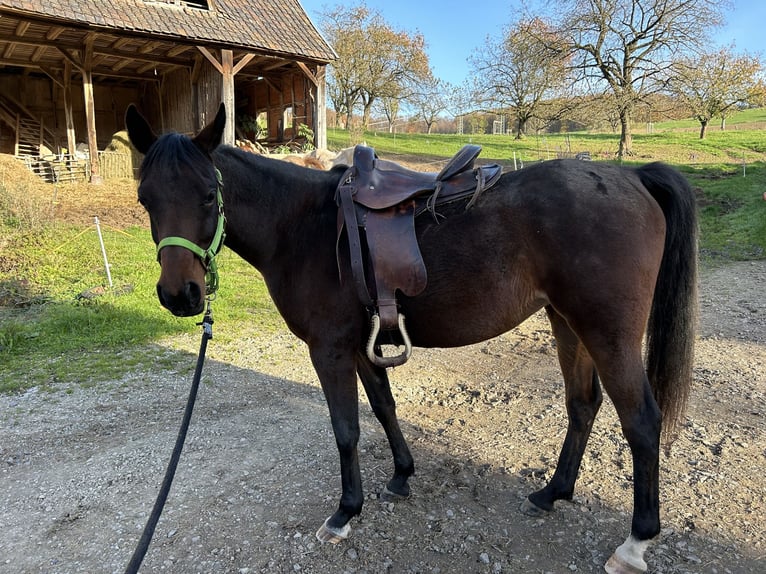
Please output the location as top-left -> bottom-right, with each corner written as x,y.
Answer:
102,131 -> 141,180
0,153 -> 53,229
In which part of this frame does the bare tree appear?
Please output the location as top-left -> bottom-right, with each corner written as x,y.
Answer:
669,47 -> 764,138
375,96 -> 402,132
554,0 -> 726,157
469,18 -> 569,139
410,75 -> 453,134
319,3 -> 430,130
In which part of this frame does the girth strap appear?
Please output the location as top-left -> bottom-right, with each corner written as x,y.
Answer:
337,181 -> 374,307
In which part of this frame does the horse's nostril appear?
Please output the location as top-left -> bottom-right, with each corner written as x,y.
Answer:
156,284 -> 167,307
184,281 -> 202,308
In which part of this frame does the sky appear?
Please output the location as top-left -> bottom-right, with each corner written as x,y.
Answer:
299,0 -> 766,87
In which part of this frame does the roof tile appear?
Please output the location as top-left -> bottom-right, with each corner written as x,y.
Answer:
0,0 -> 336,61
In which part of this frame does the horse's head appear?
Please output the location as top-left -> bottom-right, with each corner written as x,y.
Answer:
126,103 -> 227,316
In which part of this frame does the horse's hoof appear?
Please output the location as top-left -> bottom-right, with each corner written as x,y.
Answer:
604,553 -> 646,574
315,517 -> 351,544
519,497 -> 550,517
604,536 -> 650,574
380,486 -> 410,503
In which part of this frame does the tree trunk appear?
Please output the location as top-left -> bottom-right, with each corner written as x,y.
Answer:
720,117 -> 727,130
515,117 -> 527,140
699,120 -> 708,139
361,102 -> 373,130
618,112 -> 633,158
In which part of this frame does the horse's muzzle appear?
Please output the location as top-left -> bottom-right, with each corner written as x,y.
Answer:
156,281 -> 204,316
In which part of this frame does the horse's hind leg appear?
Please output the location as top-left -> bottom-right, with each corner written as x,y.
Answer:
600,365 -> 662,574
357,352 -> 415,500
575,328 -> 662,573
523,306 -> 603,515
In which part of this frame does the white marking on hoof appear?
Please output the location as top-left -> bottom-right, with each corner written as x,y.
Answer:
604,535 -> 650,574
380,486 -> 409,502
315,517 -> 351,544
519,497 -> 550,517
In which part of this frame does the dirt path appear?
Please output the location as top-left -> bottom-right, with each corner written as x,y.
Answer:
1,260 -> 764,574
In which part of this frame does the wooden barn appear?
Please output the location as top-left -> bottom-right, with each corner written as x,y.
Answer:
0,0 -> 336,182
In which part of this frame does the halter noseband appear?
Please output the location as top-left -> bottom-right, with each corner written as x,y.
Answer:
156,168 -> 226,296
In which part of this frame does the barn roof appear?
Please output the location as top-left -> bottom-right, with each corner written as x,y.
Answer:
0,0 -> 335,62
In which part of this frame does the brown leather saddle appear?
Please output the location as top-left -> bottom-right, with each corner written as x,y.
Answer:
335,144 -> 502,368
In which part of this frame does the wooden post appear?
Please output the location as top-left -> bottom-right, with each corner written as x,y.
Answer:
14,113 -> 20,156
296,62 -> 327,150
197,48 -> 256,144
63,61 -> 76,156
316,65 -> 327,150
82,36 -> 102,183
221,49 -> 235,145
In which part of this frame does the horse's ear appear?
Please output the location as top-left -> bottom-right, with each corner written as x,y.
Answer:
193,103 -> 226,154
125,104 -> 157,155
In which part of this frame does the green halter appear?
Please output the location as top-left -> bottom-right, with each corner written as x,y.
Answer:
156,168 -> 226,297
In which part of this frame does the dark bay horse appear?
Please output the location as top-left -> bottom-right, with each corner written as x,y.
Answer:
125,104 -> 697,574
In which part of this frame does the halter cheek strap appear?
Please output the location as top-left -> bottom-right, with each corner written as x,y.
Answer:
156,168 -> 226,296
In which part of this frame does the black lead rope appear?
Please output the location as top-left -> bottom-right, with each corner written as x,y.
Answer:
123,305 -> 214,574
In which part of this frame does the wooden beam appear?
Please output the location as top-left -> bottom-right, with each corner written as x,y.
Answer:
197,46 -> 223,74
63,61 -> 76,156
3,42 -> 17,60
137,61 -> 158,74
316,65 -> 327,150
15,21 -> 30,36
190,53 -> 203,84
221,49 -> 235,145
263,59 -> 290,72
167,44 -> 190,58
31,45 -> 47,63
8,33 -> 190,67
110,37 -> 132,51
233,53 -> 256,75
263,77 -> 280,94
296,61 -> 318,87
14,113 -> 20,156
139,41 -> 163,54
81,37 -> 101,183
56,46 -> 82,69
91,69 -> 165,82
0,107 -> 16,131
112,58 -> 132,72
46,27 -> 65,41
38,66 -> 65,88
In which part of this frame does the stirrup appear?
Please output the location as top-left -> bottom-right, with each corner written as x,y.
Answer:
366,313 -> 412,368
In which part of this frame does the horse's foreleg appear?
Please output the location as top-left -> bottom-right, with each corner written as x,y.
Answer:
524,307 -> 602,515
357,353 -> 415,500
311,349 -> 364,544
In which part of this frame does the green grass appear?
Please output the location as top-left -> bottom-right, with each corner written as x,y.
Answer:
0,224 -> 281,393
681,162 -> 766,260
328,125 -> 766,166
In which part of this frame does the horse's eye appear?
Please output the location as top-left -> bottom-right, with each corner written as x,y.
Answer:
203,191 -> 216,206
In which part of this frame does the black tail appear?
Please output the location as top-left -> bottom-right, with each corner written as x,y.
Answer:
637,162 -> 698,441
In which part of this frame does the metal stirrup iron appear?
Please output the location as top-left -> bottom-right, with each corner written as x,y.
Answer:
366,312 -> 412,368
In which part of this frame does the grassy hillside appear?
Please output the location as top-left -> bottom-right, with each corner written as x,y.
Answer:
327,123 -> 766,167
